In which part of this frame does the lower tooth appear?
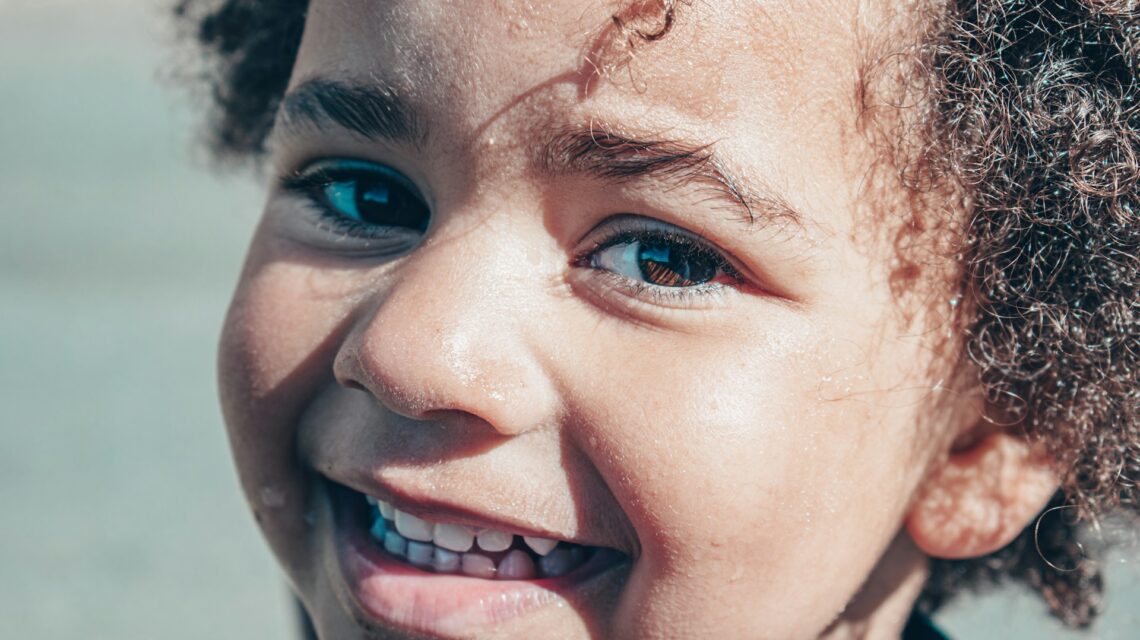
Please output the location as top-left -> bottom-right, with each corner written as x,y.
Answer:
496,549 -> 536,580
461,553 -> 497,579
407,541 -> 434,567
432,547 -> 461,573
384,530 -> 408,557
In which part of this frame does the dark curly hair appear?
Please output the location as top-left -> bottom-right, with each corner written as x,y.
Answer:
175,0 -> 1140,630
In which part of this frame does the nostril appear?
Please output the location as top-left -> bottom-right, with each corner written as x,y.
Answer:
332,346 -> 373,393
342,378 -> 368,393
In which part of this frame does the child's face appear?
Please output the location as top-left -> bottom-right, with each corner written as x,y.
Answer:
220,1 -> 961,637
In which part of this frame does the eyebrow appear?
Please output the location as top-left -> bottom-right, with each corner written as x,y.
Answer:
538,126 -> 801,227
274,79 -> 801,229
275,79 -> 425,145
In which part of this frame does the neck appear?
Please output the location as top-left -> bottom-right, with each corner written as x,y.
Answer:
820,531 -> 931,640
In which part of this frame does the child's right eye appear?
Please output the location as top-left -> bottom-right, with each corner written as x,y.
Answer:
281,159 -> 430,238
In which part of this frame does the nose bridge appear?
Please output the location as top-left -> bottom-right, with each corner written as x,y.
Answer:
338,223 -> 555,434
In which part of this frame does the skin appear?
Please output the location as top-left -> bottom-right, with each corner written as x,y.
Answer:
218,0 -> 1059,638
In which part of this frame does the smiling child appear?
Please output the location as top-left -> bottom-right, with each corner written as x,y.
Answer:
176,0 -> 1138,638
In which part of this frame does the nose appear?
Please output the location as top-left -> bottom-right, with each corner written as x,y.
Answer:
333,226 -> 560,436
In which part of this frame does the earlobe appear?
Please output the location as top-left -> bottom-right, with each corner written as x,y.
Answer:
905,429 -> 1059,559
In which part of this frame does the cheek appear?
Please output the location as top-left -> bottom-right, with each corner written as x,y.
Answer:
569,319 -> 926,634
217,251 -> 370,575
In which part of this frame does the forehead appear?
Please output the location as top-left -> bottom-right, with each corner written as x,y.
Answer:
289,0 -> 900,235
293,0 -> 870,138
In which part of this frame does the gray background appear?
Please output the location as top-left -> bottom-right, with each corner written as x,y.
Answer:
0,1 -> 1135,638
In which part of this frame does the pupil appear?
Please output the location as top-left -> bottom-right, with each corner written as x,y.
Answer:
354,178 -> 429,232
637,242 -> 715,287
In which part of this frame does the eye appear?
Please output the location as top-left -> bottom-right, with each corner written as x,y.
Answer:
282,159 -> 430,235
592,237 -> 724,287
581,219 -> 742,296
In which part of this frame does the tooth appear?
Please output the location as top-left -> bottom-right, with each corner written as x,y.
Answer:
432,547 -> 461,573
522,535 -> 558,556
461,553 -> 497,579
475,528 -> 513,552
394,510 -> 434,542
496,549 -> 537,580
369,517 -> 388,543
406,541 -> 434,567
377,500 -> 395,520
366,495 -> 378,506
433,523 -> 475,552
537,547 -> 576,578
383,530 -> 408,557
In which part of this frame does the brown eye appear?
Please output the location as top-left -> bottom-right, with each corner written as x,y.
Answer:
591,236 -> 723,287
635,241 -> 718,286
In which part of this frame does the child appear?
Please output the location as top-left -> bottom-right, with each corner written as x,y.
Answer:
176,0 -> 1138,637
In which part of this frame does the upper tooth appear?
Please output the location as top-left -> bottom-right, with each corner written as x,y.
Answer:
394,510 -> 434,542
377,499 -> 395,520
433,523 -> 475,552
366,495 -> 378,506
522,535 -> 558,556
476,528 -> 513,552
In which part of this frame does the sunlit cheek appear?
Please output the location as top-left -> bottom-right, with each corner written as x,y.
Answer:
576,320 -> 923,583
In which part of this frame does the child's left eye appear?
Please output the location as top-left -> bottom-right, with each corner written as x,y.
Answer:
579,220 -> 744,303
591,236 -> 726,288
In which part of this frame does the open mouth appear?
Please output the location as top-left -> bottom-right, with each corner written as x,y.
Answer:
328,480 -> 629,636
361,492 -> 598,580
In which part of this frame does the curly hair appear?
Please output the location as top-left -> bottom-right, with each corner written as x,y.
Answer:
175,0 -> 1140,629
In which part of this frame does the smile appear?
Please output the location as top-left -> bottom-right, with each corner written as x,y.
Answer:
364,493 -> 597,579
328,481 -> 629,636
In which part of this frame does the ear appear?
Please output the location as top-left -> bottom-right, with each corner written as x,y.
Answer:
905,428 -> 1059,559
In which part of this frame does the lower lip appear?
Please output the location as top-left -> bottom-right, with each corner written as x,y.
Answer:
328,483 -> 625,637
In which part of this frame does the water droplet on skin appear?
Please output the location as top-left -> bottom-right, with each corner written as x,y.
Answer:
260,487 -> 286,509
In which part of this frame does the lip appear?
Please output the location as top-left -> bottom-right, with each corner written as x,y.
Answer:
326,480 -> 628,637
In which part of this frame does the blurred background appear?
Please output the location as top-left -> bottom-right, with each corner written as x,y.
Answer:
0,0 -> 1135,638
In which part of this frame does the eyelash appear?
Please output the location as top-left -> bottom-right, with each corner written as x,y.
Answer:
575,222 -> 746,303
279,160 -> 428,240
278,160 -> 746,303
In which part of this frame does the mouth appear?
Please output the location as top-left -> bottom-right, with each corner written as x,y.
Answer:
327,480 -> 629,636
